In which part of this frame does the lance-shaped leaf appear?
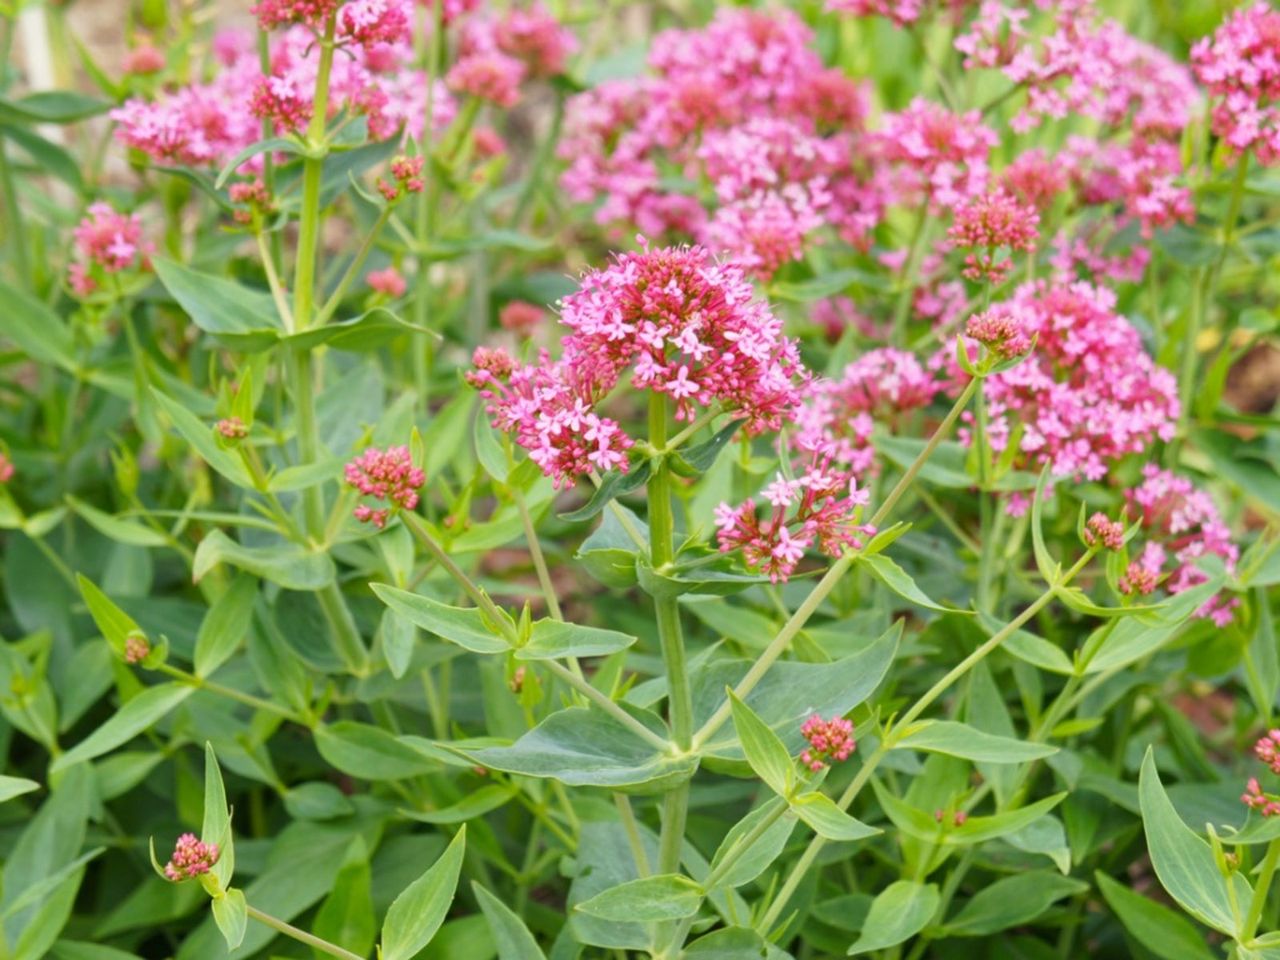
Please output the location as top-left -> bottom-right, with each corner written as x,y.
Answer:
211,888 -> 247,950
728,689 -> 795,797
517,620 -> 637,661
474,882 -> 548,960
202,744 -> 234,889
575,874 -> 703,922
379,828 -> 466,960
859,554 -> 960,612
893,720 -> 1057,763
791,792 -> 880,842
153,258 -> 283,352
370,584 -> 510,654
76,574 -> 143,658
847,881 -> 938,956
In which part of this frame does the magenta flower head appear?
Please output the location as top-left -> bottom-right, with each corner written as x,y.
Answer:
799,713 -> 855,772
164,833 -> 220,881
964,306 -> 1032,360
1192,2 -> 1280,165
251,0 -> 339,30
345,445 -> 425,529
367,267 -> 406,298
69,202 -> 153,296
446,52 -> 526,108
948,190 -> 1039,283
1243,732 -> 1280,818
1082,513 -> 1125,551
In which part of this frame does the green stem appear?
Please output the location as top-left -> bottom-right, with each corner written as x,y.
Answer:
402,511 -> 499,616
314,206 -> 393,327
691,376 -> 981,751
614,793 -> 652,878
0,135 -> 29,288
757,551 -> 1094,936
244,903 -> 363,960
158,663 -> 307,724
1245,837 -> 1280,941
291,15 -> 337,333
647,393 -> 693,880
890,205 -> 931,348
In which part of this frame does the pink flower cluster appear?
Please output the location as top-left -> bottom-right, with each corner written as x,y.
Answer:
345,445 -> 426,529
69,202 -> 153,296
1192,3 -> 1280,165
799,713 -> 856,771
367,267 -> 406,297
1082,512 -> 1124,550
461,3 -> 578,78
943,281 -> 1179,484
1065,137 -> 1194,240
948,189 -> 1040,282
796,349 -> 938,476
559,9 -> 875,276
826,0 -> 975,28
112,27 -> 455,168
1122,466 -> 1239,625
164,833 -> 220,881
715,456 -> 874,583
956,1 -> 1197,137
965,306 -> 1033,359
1243,730 -> 1280,818
875,99 -> 997,211
377,155 -> 426,201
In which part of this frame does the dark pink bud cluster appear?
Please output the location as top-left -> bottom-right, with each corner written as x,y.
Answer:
1242,731 -> 1280,817
965,306 -> 1032,360
345,446 -> 425,529
948,190 -> 1039,283
69,202 -> 154,297
338,0 -> 412,50
499,301 -> 544,338
229,179 -> 274,225
377,155 -> 426,202
479,2 -> 579,78
250,74 -> 313,133
251,0 -> 339,30
216,417 -> 248,440
1001,148 -> 1069,211
934,809 -> 969,827
123,45 -> 166,76
799,714 -> 855,771
1192,2 -> 1280,165
1083,513 -> 1124,551
367,267 -> 406,298
164,833 -> 220,881
124,633 -> 151,665
1256,731 -> 1280,775
715,456 -> 874,584
1123,466 -> 1239,625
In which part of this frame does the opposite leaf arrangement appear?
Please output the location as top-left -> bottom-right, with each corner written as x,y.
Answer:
2,1 -> 1280,959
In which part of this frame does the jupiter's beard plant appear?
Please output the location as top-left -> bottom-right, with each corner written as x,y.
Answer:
4,0 -> 1280,958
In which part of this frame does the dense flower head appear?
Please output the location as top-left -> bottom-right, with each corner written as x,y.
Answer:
1256,730 -> 1280,775
1123,466 -> 1239,625
958,2 -> 1198,137
345,445 -> 426,528
367,267 -> 406,297
252,0 -> 339,30
557,243 -> 806,430
1192,3 -> 1280,165
948,190 -> 1040,282
1243,778 -> 1280,818
1065,137 -> 1194,239
69,202 -> 153,296
112,27 -> 456,168
447,52 -> 526,108
339,0 -> 412,49
1083,512 -> 1125,550
164,833 -> 220,882
123,45 -> 166,76
965,306 -> 1033,359
875,99 -> 997,210
1002,148 -> 1069,211
715,455 -> 875,583
216,417 -> 248,440
468,349 -> 633,488
378,155 -> 426,201
941,281 -> 1178,484
826,0 -> 976,27
483,3 -> 578,77
124,633 -> 151,665
800,714 -> 856,771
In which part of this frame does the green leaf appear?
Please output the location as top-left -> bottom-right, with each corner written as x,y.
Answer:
1138,748 -> 1250,936
1,124 -> 84,192
940,871 -> 1087,936
314,722 -> 439,781
193,531 -> 335,591
474,414 -> 509,484
1245,589 -> 1278,726
66,497 -> 167,547
846,881 -> 938,956
150,390 -> 255,488
202,744 -> 234,889
76,574 -> 143,657
685,927 -> 793,960
576,506 -> 648,588
473,882 -> 548,960
380,608 -> 416,680
10,867 -> 85,960
874,781 -> 1067,847
559,462 -> 651,523
282,308 -> 435,352
859,553 -> 958,612
708,799 -> 796,890
769,267 -> 885,302
791,792 -> 880,842
380,827 -> 466,960
1084,575 -> 1226,674
215,138 -> 305,188
370,585 -> 510,654
517,620 -> 637,661
211,889 -> 247,950
402,784 -> 516,825
893,721 -> 1057,763
470,706 -> 694,793
574,874 -> 703,922
1030,466 -> 1059,584
728,689 -> 795,797
51,684 -> 194,773
313,841 -> 376,960
876,437 -> 972,489
0,776 -> 39,803
1095,871 -> 1216,960
0,279 -> 77,372
0,91 -> 109,123
152,259 -> 282,352
980,613 -> 1074,675
195,575 -> 256,678
674,420 -> 746,474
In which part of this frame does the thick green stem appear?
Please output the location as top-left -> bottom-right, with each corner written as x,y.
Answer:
648,393 -> 693,878
244,903 -> 363,960
1245,837 -> 1280,941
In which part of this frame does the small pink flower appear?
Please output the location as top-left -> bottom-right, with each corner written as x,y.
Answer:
1243,778 -> 1280,818
216,417 -> 248,440
799,713 -> 855,771
345,446 -> 426,528
447,52 -> 525,108
367,267 -> 406,298
965,307 -> 1032,359
499,301 -> 543,337
123,45 -> 166,76
948,190 -> 1039,283
164,833 -> 220,881
249,74 -> 313,133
